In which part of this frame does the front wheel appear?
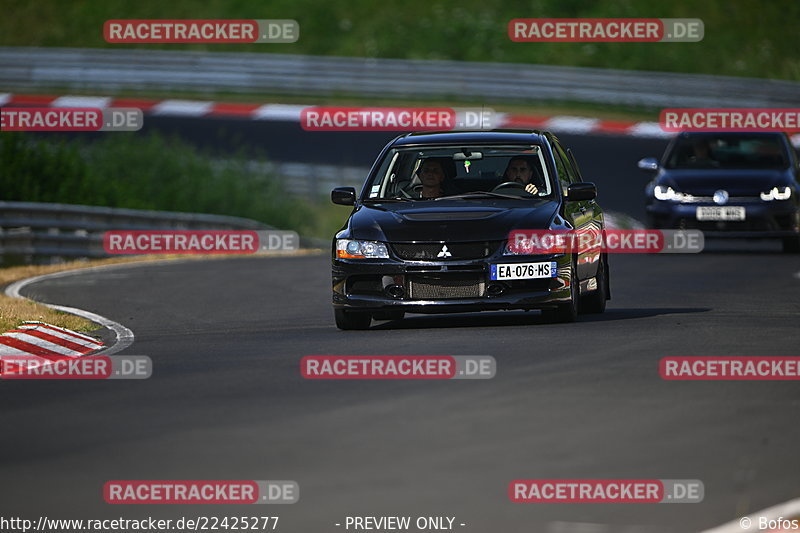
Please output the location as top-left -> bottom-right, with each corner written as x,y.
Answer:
334,309 -> 372,330
542,257 -> 578,323
580,256 -> 608,314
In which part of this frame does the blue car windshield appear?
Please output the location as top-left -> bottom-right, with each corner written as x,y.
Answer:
665,134 -> 790,169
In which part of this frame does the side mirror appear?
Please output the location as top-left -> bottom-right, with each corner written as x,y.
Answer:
567,182 -> 597,201
638,157 -> 660,171
331,187 -> 356,206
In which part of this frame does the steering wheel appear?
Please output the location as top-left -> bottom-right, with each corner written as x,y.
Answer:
398,187 -> 414,199
491,181 -> 526,192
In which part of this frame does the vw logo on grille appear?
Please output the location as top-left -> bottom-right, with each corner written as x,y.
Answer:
713,190 -> 729,205
437,245 -> 452,258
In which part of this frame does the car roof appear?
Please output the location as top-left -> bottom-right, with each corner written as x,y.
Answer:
391,130 -> 551,147
675,131 -> 787,139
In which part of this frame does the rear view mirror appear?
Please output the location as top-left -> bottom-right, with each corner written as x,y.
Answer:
566,182 -> 597,201
331,187 -> 356,206
637,157 -> 659,171
453,151 -> 483,161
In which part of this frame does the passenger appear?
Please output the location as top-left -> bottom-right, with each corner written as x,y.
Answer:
414,158 -> 455,199
503,157 -> 542,194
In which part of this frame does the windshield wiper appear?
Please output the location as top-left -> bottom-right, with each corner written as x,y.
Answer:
435,192 -> 527,200
363,196 -> 414,203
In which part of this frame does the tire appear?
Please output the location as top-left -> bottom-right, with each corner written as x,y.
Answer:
542,257 -> 578,323
372,310 -> 405,321
781,236 -> 800,253
334,309 -> 372,330
580,255 -> 608,314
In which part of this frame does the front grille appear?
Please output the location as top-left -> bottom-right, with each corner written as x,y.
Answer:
677,195 -> 762,204
407,274 -> 485,299
392,241 -> 500,260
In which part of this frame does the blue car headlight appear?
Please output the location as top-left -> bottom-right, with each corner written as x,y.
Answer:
654,185 -> 690,202
760,186 -> 792,201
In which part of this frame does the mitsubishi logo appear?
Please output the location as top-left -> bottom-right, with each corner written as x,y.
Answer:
437,245 -> 452,258
713,190 -> 729,205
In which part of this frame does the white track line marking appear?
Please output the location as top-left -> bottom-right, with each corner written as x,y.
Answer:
49,304 -> 133,356
0,344 -> 44,357
19,321 -> 104,346
0,355 -> 51,370
51,95 -> 112,108
2,93 -> 686,139
546,521 -> 612,532
16,327 -> 102,349
151,99 -> 213,116
545,116 -> 600,134
252,104 -> 307,121
2,332 -> 83,356
6,267 -> 135,356
627,122 -> 673,138
701,497 -> 800,532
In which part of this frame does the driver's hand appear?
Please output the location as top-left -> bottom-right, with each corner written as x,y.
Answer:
525,183 -> 538,194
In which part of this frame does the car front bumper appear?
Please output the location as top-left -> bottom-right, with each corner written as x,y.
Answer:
332,254 -> 573,313
646,200 -> 800,237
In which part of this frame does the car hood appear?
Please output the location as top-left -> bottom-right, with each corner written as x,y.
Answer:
347,199 -> 561,242
660,168 -> 791,195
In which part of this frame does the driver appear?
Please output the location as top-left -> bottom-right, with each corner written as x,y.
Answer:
688,138 -> 718,166
503,157 -> 542,195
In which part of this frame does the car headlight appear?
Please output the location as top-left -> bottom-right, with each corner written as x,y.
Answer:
503,234 -> 569,256
760,186 -> 792,201
503,240 -> 527,255
336,239 -> 389,259
654,185 -> 689,202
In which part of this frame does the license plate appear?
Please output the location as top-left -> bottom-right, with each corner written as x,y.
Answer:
696,206 -> 745,221
490,261 -> 558,280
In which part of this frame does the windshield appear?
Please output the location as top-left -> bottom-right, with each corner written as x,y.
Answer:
364,144 -> 554,201
664,134 -> 789,170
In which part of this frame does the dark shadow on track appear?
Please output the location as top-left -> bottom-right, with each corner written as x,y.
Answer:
369,307 -> 710,330
700,240 -> 787,254
576,307 -> 712,322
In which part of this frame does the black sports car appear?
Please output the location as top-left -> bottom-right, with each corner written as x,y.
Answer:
639,131 -> 800,252
330,130 -> 610,330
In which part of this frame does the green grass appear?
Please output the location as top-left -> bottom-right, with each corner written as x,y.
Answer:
0,132 -> 352,240
0,0 -> 798,81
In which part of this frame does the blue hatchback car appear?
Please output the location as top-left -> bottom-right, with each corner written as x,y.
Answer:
639,132 -> 800,252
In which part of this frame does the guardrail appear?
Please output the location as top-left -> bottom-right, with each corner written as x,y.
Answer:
231,160 -> 368,197
0,201 -> 323,265
1,47 -> 799,108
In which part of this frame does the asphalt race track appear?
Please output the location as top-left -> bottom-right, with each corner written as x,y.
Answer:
2,120 -> 799,532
